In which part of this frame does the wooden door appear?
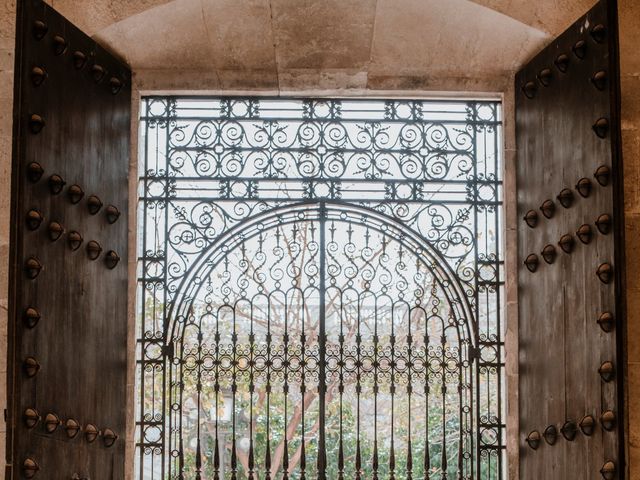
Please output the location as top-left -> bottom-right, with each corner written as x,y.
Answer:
516,0 -> 625,478
7,0 -> 131,478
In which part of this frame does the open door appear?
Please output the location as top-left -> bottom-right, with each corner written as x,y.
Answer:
516,0 -> 624,479
7,0 -> 130,478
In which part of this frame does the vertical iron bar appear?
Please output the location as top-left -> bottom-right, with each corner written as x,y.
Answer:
318,202 -> 327,480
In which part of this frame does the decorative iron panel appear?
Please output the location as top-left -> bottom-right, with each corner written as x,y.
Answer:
137,97 -> 504,479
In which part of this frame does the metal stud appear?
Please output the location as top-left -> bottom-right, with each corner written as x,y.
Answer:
91,64 -> 106,83
49,174 -> 66,195
558,234 -> 575,254
23,307 -> 41,329
30,66 -> 47,87
86,240 -> 102,260
576,224 -> 593,244
48,221 -> 64,242
26,209 -> 44,230
540,199 -> 555,219
73,51 -> 87,70
591,24 -> 607,43
524,254 -> 539,273
23,357 -> 40,377
87,195 -> 103,215
68,184 -> 85,204
601,410 -> 616,431
23,408 -> 40,429
572,40 -> 587,59
543,425 -> 557,445
25,257 -> 43,279
591,70 -> 607,90
27,162 -> 44,183
596,263 -> 613,284
68,231 -> 83,251
65,418 -> 81,439
109,77 -> 123,95
575,177 -> 593,198
44,412 -> 61,434
557,188 -> 574,208
541,244 -> 557,264
52,35 -> 68,56
537,68 -> 552,87
105,250 -> 120,269
601,461 -> 616,480
33,20 -> 48,40
22,458 -> 39,479
596,213 -> 612,234
105,205 -> 121,224
522,81 -> 537,99
29,114 -> 45,134
579,415 -> 596,436
554,53 -> 570,73
85,423 -> 99,443
599,361 -> 615,382
561,421 -> 577,441
598,312 -> 615,333
526,430 -> 541,450
103,428 -> 118,447
593,118 -> 610,138
594,165 -> 611,186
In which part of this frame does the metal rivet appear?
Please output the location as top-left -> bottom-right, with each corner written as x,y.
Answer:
596,263 -> 613,284
524,254 -> 539,273
561,421 -> 577,441
575,177 -> 593,198
73,51 -> 87,70
106,205 -> 121,224
109,77 -> 123,95
23,357 -> 40,377
85,423 -> 99,443
591,70 -> 607,90
65,418 -> 81,439
579,415 -> 595,436
598,312 -> 615,333
526,430 -> 541,450
33,20 -> 48,40
103,428 -> 118,447
23,408 -> 40,429
23,307 -> 41,329
537,68 -> 552,87
30,66 -> 47,86
541,244 -> 557,264
596,213 -> 612,234
572,40 -> 587,59
554,53 -> 570,73
105,250 -> 120,269
29,114 -> 45,134
91,64 -> 106,83
522,81 -> 537,99
48,221 -> 64,242
44,412 -> 61,434
540,199 -> 555,219
87,195 -> 103,215
26,209 -> 44,230
591,24 -> 607,43
68,231 -> 83,251
593,118 -> 609,138
86,240 -> 102,260
25,257 -> 42,279
557,188 -> 574,208
601,410 -> 616,431
558,234 -> 575,254
27,162 -> 44,183
599,361 -> 615,382
543,425 -> 557,445
68,184 -> 85,204
52,35 -> 68,56
601,461 -> 616,480
22,458 -> 39,479
594,165 -> 611,186
576,224 -> 593,244
49,174 -> 66,195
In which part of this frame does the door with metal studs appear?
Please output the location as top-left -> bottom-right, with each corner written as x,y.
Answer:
516,0 -> 625,479
7,0 -> 130,478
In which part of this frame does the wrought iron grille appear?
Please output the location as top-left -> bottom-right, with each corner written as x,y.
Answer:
137,97 -> 504,480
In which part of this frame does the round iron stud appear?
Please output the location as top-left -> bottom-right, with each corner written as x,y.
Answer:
522,81 -> 537,99
601,461 -> 616,480
576,177 -> 593,198
557,188 -> 574,208
593,118 -> 610,138
85,423 -> 99,443
86,240 -> 102,260
572,40 -> 587,59
29,114 -> 45,134
22,458 -> 39,479
543,425 -> 557,445
524,254 -> 539,273
105,250 -> 120,269
27,162 -> 44,183
537,68 -> 552,87
599,361 -> 615,382
30,66 -> 47,86
26,209 -> 44,230
68,231 -> 84,251
558,234 -> 576,254
591,70 -> 607,90
105,205 -> 121,224
594,165 -> 611,186
591,24 -> 607,43
25,257 -> 42,279
44,412 -> 61,434
23,357 -> 40,378
68,184 -> 85,204
65,418 -> 81,439
91,64 -> 106,83
540,199 -> 555,219
554,53 -> 570,73
526,430 -> 541,450
601,410 -> 616,431
103,428 -> 118,447
23,408 -> 40,429
576,224 -> 593,244
541,244 -> 557,264
596,214 -> 612,234
87,195 -> 103,215
32,20 -> 48,40
23,307 -> 41,329
48,221 -> 64,242
596,263 -> 613,284
597,312 -> 615,333
52,35 -> 68,55
109,77 -> 123,94
561,421 -> 577,441
579,415 -> 596,436
49,174 -> 66,195
73,51 -> 87,69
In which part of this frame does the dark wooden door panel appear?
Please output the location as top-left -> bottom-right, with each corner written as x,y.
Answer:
516,1 -> 624,479
8,1 -> 131,478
